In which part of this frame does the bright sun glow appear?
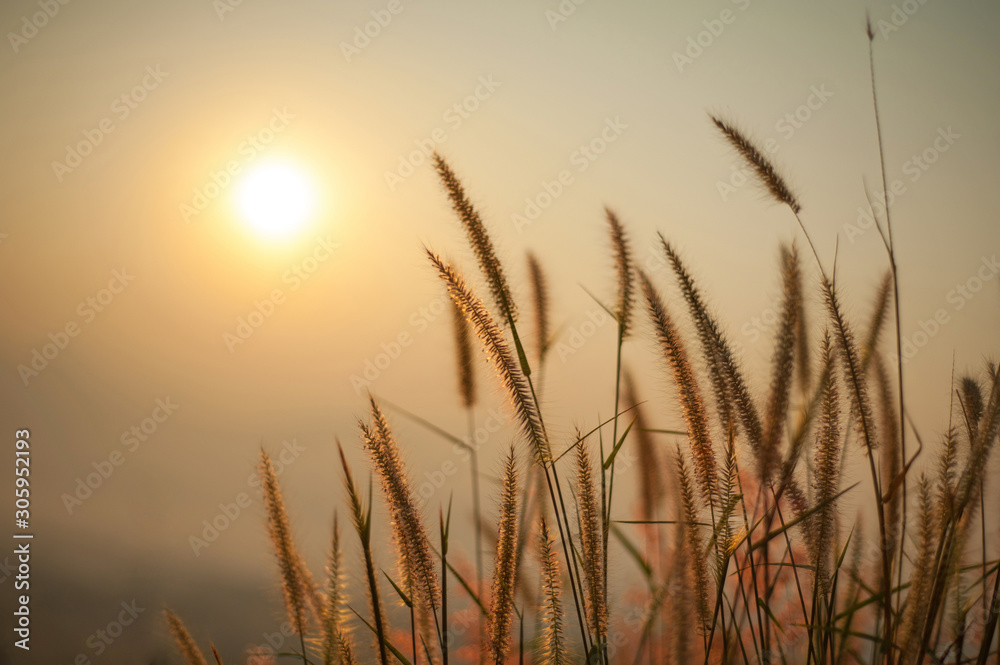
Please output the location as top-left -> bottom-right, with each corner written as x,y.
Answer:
236,161 -> 317,239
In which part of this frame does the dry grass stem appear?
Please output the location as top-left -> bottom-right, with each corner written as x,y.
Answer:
432,152 -> 517,323
488,447 -> 520,664
640,270 -> 718,504
709,113 -> 801,213
164,608 -> 209,665
429,250 -> 550,463
606,207 -> 634,337
259,449 -> 313,637
362,398 -> 441,615
526,251 -> 551,364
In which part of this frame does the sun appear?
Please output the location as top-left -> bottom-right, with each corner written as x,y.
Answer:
235,161 -> 318,239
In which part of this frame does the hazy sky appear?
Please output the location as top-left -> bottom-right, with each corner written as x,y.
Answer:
1,0 -> 998,661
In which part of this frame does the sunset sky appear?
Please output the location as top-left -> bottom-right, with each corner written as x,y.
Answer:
1,0 -> 998,661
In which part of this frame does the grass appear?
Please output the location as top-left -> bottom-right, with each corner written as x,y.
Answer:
164,23 -> 999,665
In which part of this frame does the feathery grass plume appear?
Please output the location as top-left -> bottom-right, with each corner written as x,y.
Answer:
639,270 -> 717,503
322,515 -> 355,665
959,375 -> 984,438
661,238 -> 763,455
709,113 -> 801,213
428,250 -> 550,463
336,631 -> 359,665
898,477 -> 936,665
575,436 -> 608,644
362,398 -> 441,616
793,259 -> 811,394
716,431 -> 740,558
810,333 -> 842,593
622,371 -> 662,521
451,297 -> 477,409
432,152 -> 517,324
760,244 -> 801,482
337,442 -> 389,665
605,207 -> 634,337
955,363 -> 1000,512
821,278 -> 879,455
936,428 -> 958,525
259,449 -> 312,638
960,373 -> 991,633
526,251 -> 550,364
784,476 -> 810,521
537,516 -> 568,665
861,271 -> 893,369
164,608 -> 209,665
674,449 -> 712,632
489,446 -> 520,664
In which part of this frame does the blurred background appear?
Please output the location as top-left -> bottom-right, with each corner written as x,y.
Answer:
0,0 -> 998,661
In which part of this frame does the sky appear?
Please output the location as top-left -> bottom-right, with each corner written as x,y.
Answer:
0,0 -> 998,661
